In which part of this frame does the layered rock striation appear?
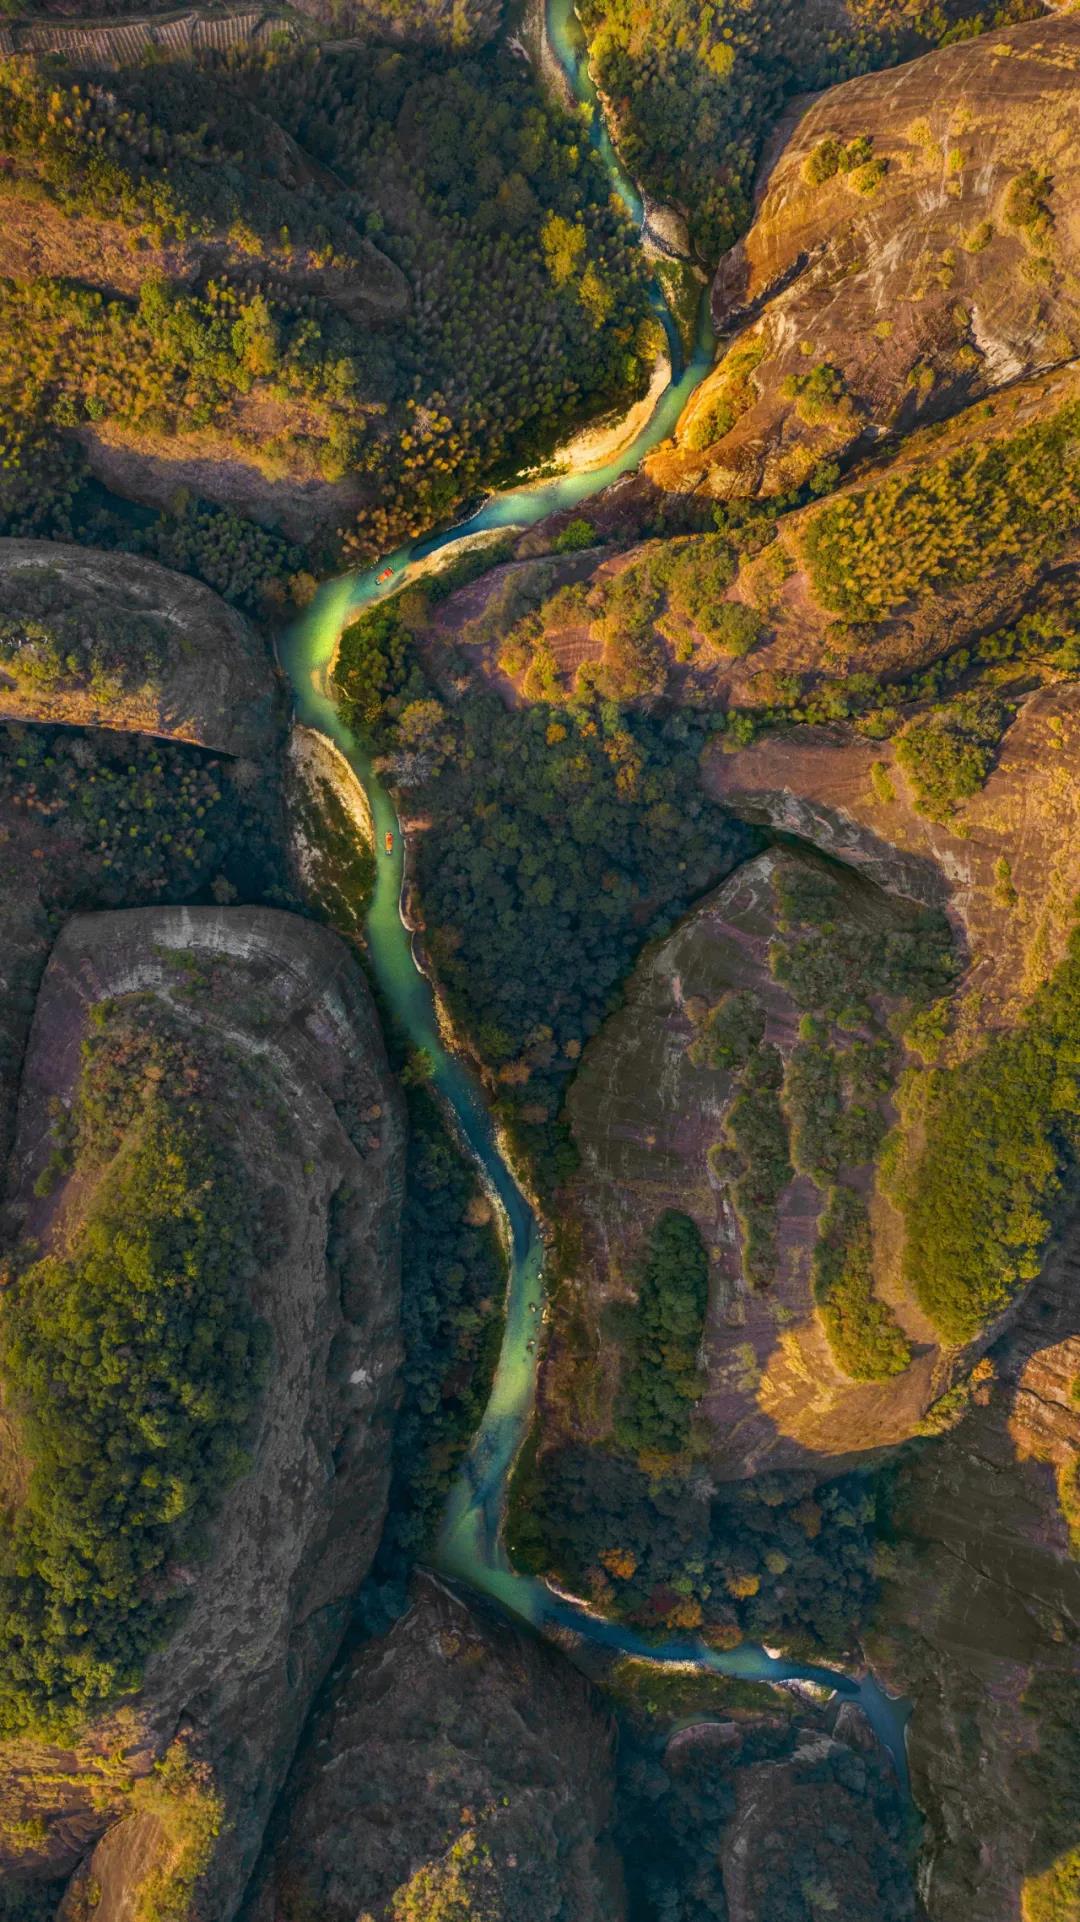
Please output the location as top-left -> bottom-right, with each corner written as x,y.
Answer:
0,906 -> 405,1920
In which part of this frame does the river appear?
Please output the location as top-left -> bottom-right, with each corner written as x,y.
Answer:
278,0 -> 911,1781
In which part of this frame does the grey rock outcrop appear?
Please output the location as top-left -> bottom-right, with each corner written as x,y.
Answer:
0,906 -> 406,1920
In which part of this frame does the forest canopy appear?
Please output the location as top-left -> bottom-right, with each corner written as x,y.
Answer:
902,924 -> 1080,1342
0,1007 -> 270,1735
335,600 -> 757,1188
0,41 -> 654,571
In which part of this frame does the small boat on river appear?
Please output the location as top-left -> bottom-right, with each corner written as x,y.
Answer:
384,830 -> 394,856
377,567 -> 394,583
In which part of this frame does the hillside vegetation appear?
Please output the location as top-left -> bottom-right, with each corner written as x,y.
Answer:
575,0 -> 1042,262
651,12 -> 1080,500
0,1004 -> 270,1735
803,397 -> 1079,623
437,362 -> 1080,775
901,926 -> 1080,1343
0,39 -> 653,584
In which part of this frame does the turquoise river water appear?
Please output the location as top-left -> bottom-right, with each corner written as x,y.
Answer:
278,0 -> 911,1780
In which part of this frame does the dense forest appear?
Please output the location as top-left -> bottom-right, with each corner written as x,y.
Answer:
0,39 -> 655,578
0,721 -> 286,909
372,1084 -> 506,1579
335,598 -> 758,1187
814,1185 -> 911,1382
511,1438 -> 885,1656
613,1210 -> 709,1455
0,1003 -> 271,1734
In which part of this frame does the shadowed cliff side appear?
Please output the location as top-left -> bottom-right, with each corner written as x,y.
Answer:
242,1572 -> 626,1922
0,541 -> 281,758
869,1226 -> 1080,1922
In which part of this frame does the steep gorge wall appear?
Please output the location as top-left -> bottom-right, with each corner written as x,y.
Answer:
650,14 -> 1080,502
243,1573 -> 625,1922
0,906 -> 406,1920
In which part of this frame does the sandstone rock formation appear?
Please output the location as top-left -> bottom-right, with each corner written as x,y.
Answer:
548,846 -> 954,1475
0,541 -> 280,758
243,1573 -> 625,1922
649,14 -> 1080,501
0,906 -> 405,1920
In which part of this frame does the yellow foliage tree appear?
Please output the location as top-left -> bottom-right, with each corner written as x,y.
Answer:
541,213 -> 586,287
600,1547 -> 638,1581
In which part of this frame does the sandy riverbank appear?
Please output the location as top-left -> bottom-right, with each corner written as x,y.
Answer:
524,352 -> 671,480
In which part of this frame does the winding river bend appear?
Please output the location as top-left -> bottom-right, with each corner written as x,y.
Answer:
279,0 -> 910,1780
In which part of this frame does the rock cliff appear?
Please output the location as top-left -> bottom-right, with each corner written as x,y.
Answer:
649,14 -> 1080,501
0,906 -> 405,1920
548,845 -> 958,1475
243,1573 -> 625,1922
0,541 -> 280,758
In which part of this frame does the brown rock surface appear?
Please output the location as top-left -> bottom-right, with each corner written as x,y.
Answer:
0,906 -> 406,1920
243,1573 -> 625,1922
0,541 -> 280,758
649,14 -> 1080,501
546,846 -> 953,1476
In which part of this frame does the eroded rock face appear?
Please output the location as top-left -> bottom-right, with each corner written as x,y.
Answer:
0,906 -> 406,1920
702,680 -> 1080,1028
243,1574 -> 625,1922
547,846 -> 953,1476
650,14 -> 1080,501
870,1230 -> 1080,1922
0,542 -> 280,758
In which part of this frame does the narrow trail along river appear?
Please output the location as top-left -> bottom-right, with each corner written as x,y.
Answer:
279,0 -> 911,1778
